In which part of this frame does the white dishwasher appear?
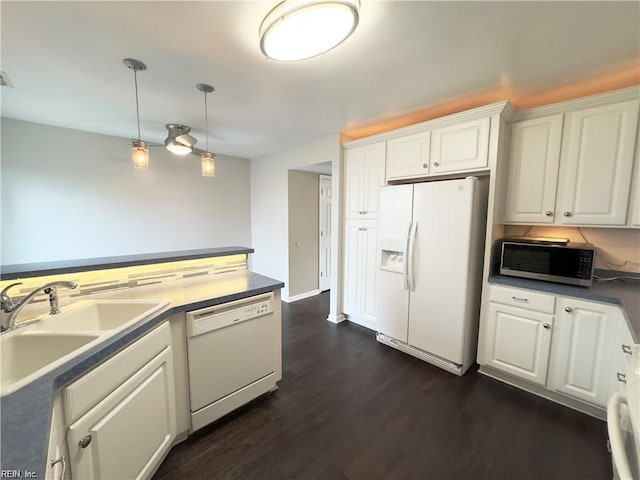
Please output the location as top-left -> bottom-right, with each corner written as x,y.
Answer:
186,292 -> 279,431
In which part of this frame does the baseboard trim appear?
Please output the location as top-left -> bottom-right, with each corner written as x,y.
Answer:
327,313 -> 346,324
285,289 -> 321,303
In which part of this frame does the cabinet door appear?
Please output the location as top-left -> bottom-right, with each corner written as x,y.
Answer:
504,115 -> 564,223
484,302 -> 553,386
607,313 -> 634,400
362,142 -> 386,218
386,131 -> 430,180
628,140 -> 640,227
361,224 -> 379,324
549,298 -> 618,406
67,348 -> 176,480
430,117 -> 490,174
342,221 -> 362,317
556,99 -> 639,225
344,147 -> 365,219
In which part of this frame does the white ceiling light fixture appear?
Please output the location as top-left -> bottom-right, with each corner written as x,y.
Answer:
259,0 -> 360,62
197,83 -> 216,178
164,124 -> 197,156
123,58 -> 149,170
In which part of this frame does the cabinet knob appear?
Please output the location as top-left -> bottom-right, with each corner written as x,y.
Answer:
622,344 -> 632,355
543,323 -> 551,329
79,435 -> 92,449
563,211 -> 572,217
564,306 -> 573,313
433,162 -> 440,167
617,372 -> 627,384
422,163 -> 428,168
545,211 -> 553,216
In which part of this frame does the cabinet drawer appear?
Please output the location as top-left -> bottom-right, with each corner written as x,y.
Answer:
64,322 -> 171,423
489,285 -> 555,314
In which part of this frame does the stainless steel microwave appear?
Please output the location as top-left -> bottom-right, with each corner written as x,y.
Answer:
500,238 -> 595,287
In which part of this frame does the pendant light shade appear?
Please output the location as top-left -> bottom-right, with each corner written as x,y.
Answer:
123,58 -> 149,170
197,83 -> 216,178
259,0 -> 360,62
132,140 -> 149,170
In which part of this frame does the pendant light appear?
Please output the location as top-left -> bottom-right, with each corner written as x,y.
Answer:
123,59 -> 149,170
259,0 -> 360,62
197,83 -> 216,178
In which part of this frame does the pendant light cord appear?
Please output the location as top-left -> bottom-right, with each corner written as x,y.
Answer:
204,92 -> 209,152
134,69 -> 141,141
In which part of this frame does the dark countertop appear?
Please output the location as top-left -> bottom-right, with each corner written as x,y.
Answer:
489,273 -> 640,342
0,246 -> 254,280
0,270 -> 284,478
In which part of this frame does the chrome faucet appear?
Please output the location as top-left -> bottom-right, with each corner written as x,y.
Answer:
0,281 -> 78,332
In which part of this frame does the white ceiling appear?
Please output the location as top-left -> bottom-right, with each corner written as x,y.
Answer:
2,1 -> 639,159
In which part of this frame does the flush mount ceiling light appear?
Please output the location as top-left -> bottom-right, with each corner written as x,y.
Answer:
164,124 -> 197,156
123,58 -> 149,170
197,84 -> 216,178
259,0 -> 360,62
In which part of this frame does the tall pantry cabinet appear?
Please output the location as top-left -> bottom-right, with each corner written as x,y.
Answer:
343,142 -> 385,329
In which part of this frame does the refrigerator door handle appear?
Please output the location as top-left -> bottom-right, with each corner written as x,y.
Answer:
407,222 -> 418,291
403,222 -> 412,290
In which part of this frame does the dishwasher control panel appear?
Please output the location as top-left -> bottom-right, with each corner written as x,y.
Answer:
186,293 -> 274,337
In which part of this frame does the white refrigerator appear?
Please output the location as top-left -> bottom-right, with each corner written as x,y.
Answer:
375,177 -> 488,375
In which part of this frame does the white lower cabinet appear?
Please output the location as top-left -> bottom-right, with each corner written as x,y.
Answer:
343,220 -> 378,329
64,322 -> 176,480
485,302 -> 553,386
547,298 -> 619,406
481,284 -> 632,411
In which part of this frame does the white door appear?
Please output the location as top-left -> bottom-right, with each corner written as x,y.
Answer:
407,178 -> 475,364
319,175 -> 332,291
484,303 -> 553,385
504,115 -> 564,224
386,131 -> 430,181
376,185 -> 413,342
430,117 -> 490,174
67,348 -> 176,480
556,99 -> 639,225
549,297 -> 618,406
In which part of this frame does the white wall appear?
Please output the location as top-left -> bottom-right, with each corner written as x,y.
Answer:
250,135 -> 340,301
1,118 -> 251,265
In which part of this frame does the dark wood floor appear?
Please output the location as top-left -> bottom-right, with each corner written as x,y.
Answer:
154,292 -> 611,480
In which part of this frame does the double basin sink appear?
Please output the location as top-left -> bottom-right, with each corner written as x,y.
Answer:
1,299 -> 168,397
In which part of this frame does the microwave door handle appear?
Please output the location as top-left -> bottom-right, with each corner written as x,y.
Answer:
607,391 -> 633,480
403,223 -> 412,291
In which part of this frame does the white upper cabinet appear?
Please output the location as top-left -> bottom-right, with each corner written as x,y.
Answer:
344,142 -> 386,219
504,115 -> 564,223
430,117 -> 491,174
556,99 -> 639,225
627,136 -> 640,227
386,131 -> 431,181
505,93 -> 640,226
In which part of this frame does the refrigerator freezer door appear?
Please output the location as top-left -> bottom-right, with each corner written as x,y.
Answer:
408,178 -> 476,364
376,184 -> 413,343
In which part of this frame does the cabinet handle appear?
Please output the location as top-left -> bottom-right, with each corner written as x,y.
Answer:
511,296 -> 528,303
563,211 -> 572,217
79,435 -> 92,449
617,372 -> 627,384
545,211 -> 553,216
564,307 -> 573,313
622,344 -> 632,355
422,163 -> 428,168
359,227 -> 367,231
543,323 -> 551,329
433,162 -> 440,167
51,456 -> 67,480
